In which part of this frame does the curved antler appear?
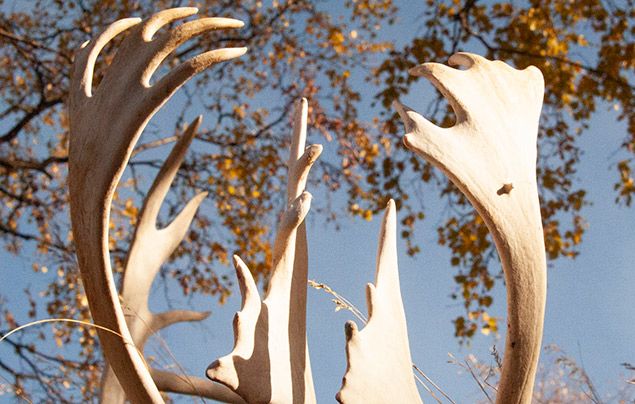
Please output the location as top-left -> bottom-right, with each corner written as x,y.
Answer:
68,8 -> 246,403
337,200 -> 422,404
394,52 -> 547,403
99,118 -> 243,403
206,98 -> 321,403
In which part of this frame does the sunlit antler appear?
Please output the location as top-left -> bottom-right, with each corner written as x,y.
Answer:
206,98 -> 322,403
68,8 -> 246,403
337,200 -> 422,404
99,118 -> 243,403
394,52 -> 547,404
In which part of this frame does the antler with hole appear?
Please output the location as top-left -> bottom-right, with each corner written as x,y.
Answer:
394,52 -> 547,404
206,98 -> 322,403
68,8 -> 246,403
99,118 -> 243,403
337,199 -> 422,404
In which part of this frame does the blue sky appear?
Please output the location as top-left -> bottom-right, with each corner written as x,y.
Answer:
1,1 -> 634,402
154,104 -> 635,402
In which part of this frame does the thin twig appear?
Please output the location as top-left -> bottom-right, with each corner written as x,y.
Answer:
413,364 -> 456,403
0,319 -> 147,369
448,353 -> 494,404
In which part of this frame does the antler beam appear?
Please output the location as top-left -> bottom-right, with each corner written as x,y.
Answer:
68,8 -> 246,402
394,52 -> 547,404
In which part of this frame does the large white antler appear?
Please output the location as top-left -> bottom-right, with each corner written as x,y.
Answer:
206,98 -> 322,403
68,8 -> 246,403
337,200 -> 422,404
99,118 -> 243,403
394,52 -> 547,403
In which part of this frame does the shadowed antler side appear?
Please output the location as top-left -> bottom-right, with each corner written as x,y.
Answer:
99,118 -> 244,403
206,98 -> 322,403
337,200 -> 422,404
68,8 -> 246,403
394,52 -> 547,404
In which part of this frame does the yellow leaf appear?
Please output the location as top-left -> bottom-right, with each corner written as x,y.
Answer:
363,210 -> 372,221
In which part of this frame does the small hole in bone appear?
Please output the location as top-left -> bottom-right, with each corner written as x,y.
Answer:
497,183 -> 513,195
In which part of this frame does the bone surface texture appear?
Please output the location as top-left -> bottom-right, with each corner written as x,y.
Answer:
68,7 -> 245,403
394,52 -> 547,404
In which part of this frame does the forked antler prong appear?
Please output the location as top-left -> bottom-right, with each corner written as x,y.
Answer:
99,118 -> 243,403
207,98 -> 321,403
337,200 -> 422,404
68,8 -> 246,403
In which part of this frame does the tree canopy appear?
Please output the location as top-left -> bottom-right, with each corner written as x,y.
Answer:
0,0 -> 633,401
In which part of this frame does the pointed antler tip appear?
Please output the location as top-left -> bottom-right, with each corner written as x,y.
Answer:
234,47 -> 249,56
402,133 -> 417,150
183,6 -> 199,13
408,65 -> 427,77
300,191 -> 313,203
392,100 -> 412,124
205,359 -> 220,376
448,52 -> 477,69
344,320 -> 358,341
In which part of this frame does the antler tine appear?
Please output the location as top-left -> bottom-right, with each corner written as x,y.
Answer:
287,98 -> 322,203
149,47 -> 247,108
337,200 -> 422,404
141,7 -> 199,41
232,254 -> 261,326
395,52 -> 547,404
71,18 -> 141,98
289,98 -> 308,166
141,17 -> 245,86
207,98 -> 320,403
69,10 -> 246,403
120,116 -> 208,342
137,116 -> 202,226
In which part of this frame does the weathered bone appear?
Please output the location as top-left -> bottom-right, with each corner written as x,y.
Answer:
394,52 -> 547,404
99,118 -> 243,403
337,200 -> 422,404
68,8 -> 246,403
206,98 -> 321,403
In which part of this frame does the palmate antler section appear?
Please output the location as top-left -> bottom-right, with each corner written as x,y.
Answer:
337,200 -> 422,404
100,118 -> 243,403
207,98 -> 322,403
68,7 -> 246,403
394,52 -> 547,404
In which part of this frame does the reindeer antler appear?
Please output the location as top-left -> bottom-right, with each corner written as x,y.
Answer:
68,8 -> 246,403
337,200 -> 422,404
206,98 -> 322,403
99,118 -> 244,403
394,52 -> 547,404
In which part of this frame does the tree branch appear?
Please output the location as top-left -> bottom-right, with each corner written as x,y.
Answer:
0,98 -> 63,144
